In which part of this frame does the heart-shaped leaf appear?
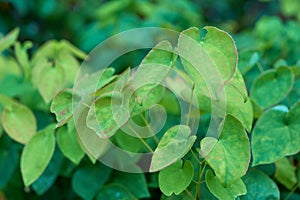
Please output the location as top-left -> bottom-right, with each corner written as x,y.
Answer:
206,170 -> 247,200
21,124 -> 56,186
151,125 -> 196,172
200,115 -> 250,186
158,160 -> 194,196
178,26 -> 237,99
251,66 -> 294,109
1,101 -> 37,144
240,169 -> 280,200
251,102 -> 300,166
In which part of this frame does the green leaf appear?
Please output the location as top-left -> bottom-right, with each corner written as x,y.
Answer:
60,40 -> 87,59
95,183 -> 136,200
200,115 -> 250,186
206,170 -> 247,200
252,102 -> 300,165
114,129 -> 145,153
32,147 -> 64,195
130,84 -> 165,116
178,26 -> 237,98
274,157 -> 297,190
14,41 -> 31,80
86,92 -> 130,138
0,135 -> 19,189
158,160 -> 194,196
21,124 -> 56,186
56,122 -> 85,165
37,65 -> 65,103
225,70 -> 253,131
112,172 -> 150,199
75,103 -> 111,162
71,162 -> 111,200
50,89 -> 73,127
1,101 -> 37,144
0,28 -> 20,53
57,52 -> 80,84
151,125 -> 196,172
94,68 -> 130,97
250,66 -> 294,109
240,169 -> 280,200
133,41 -> 174,104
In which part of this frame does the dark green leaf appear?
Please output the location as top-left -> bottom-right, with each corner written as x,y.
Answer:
240,169 -> 280,200
112,172 -> 150,199
95,183 -> 136,200
251,67 -> 294,109
71,162 -> 111,200
252,102 -> 300,165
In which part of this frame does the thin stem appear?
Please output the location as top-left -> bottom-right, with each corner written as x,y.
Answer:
126,124 -> 154,153
140,113 -> 159,144
284,184 -> 298,200
185,189 -> 194,199
191,149 -> 202,166
256,62 -> 264,72
186,84 -> 195,126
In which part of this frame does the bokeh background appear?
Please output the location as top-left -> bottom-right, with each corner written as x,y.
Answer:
1,0 -> 300,199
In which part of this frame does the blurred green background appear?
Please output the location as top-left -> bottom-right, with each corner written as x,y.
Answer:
1,0 -> 300,199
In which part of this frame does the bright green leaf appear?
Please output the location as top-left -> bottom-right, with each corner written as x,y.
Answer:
1,101 -> 36,144
56,122 -> 85,165
21,124 -> 56,186
159,160 -> 194,196
50,89 -> 74,127
178,26 -> 237,99
0,28 -> 20,53
37,65 -> 65,103
151,125 -> 196,172
134,40 -> 174,104
206,170 -> 247,200
32,147 -> 64,195
200,115 -> 250,186
86,92 -> 130,138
